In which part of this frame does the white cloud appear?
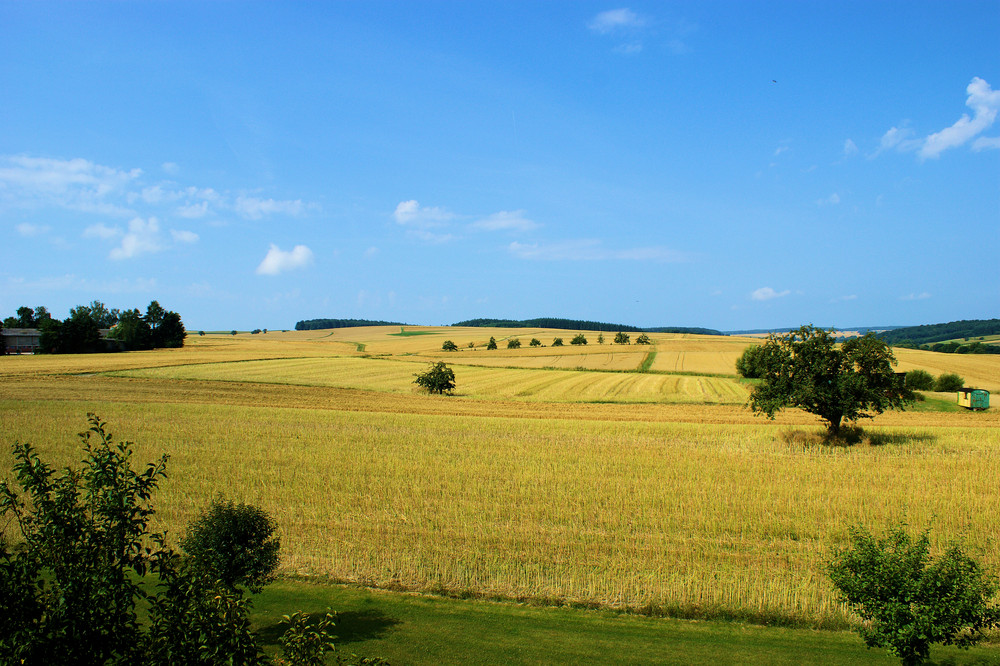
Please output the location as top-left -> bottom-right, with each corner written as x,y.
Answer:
843,139 -> 858,157
393,199 -> 453,226
901,292 -> 932,301
83,223 -> 121,240
872,126 -> 918,158
589,8 -> 645,33
750,287 -> 790,301
0,155 -> 140,216
831,294 -> 857,303
255,244 -> 314,275
110,217 -> 163,260
170,229 -> 199,244
363,246 -> 379,258
235,196 -> 304,220
16,223 -> 50,237
471,210 -> 538,232
162,162 -> 180,175
816,193 -> 841,206
508,239 -> 684,261
177,201 -> 210,218
920,77 -> 1000,159
973,136 -> 1000,151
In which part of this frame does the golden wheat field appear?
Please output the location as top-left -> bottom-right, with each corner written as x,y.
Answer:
1,328 -> 998,629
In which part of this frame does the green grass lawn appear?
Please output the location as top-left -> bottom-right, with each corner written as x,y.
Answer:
252,580 -> 1000,665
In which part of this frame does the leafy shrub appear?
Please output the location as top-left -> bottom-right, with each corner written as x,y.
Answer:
441,340 -> 458,351
413,361 -> 456,394
181,497 -> 281,594
935,373 -> 964,392
570,334 -> 587,345
735,344 -> 768,379
614,332 -> 630,344
507,338 -> 521,349
635,333 -> 651,345
552,337 -> 564,347
904,370 -> 935,391
529,338 -> 542,347
828,523 -> 999,665
486,336 -> 497,350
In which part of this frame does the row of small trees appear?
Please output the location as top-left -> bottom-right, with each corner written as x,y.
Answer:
904,369 -> 965,392
442,332 -> 651,352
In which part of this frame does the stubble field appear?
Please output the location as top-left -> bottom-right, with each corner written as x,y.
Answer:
2,327 -> 998,631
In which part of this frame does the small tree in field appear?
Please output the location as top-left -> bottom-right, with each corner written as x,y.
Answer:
441,340 -> 458,351
935,373 -> 964,392
552,337 -> 564,347
904,369 -> 935,391
570,334 -> 587,345
507,338 -> 521,349
614,331 -> 630,345
735,343 -> 768,379
747,325 -> 912,436
597,333 -> 604,344
635,333 -> 651,345
529,338 -> 542,347
181,497 -> 281,594
414,361 -> 456,394
486,336 -> 498,350
828,523 -> 999,665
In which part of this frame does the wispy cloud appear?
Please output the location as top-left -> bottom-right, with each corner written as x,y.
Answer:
588,8 -> 646,34
831,294 -> 857,303
901,292 -> 932,301
470,210 -> 537,232
170,229 -> 199,244
508,239 -> 684,262
0,154 -> 313,226
393,199 -> 455,227
750,287 -> 790,301
816,193 -> 841,206
235,196 -> 304,220
843,139 -> 858,157
255,244 -> 314,275
16,222 -> 50,237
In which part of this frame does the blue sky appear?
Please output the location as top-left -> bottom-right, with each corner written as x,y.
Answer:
2,1 -> 998,331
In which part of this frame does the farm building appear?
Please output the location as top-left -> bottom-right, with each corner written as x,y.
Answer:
2,328 -> 40,354
957,388 -> 990,411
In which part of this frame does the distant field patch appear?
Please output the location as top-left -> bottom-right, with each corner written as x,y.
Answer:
110,356 -> 749,404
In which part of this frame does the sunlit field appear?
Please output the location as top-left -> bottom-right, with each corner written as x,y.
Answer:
2,327 -> 998,631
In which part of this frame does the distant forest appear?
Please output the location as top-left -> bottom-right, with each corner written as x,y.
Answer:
452,318 -> 723,336
295,318 -> 406,331
878,319 -> 1000,354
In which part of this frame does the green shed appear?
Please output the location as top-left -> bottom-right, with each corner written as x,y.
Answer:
957,388 -> 990,411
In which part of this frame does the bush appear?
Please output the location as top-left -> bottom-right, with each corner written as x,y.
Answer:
181,497 -> 281,594
735,344 -> 767,379
904,369 -> 935,391
413,361 -> 456,394
570,334 -> 587,346
828,523 -> 999,665
935,373 -> 964,392
635,333 -> 651,345
486,336 -> 497,350
597,333 -> 604,344
552,337 -> 564,347
441,340 -> 458,351
529,338 -> 542,347
614,332 -> 630,344
507,338 -> 521,349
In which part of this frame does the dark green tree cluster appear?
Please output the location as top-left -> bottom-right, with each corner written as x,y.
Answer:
552,337 -> 564,347
905,370 -> 965,392
829,523 -> 999,665
529,338 -> 542,347
107,300 -> 186,351
507,338 -> 521,349
486,336 -> 498,350
614,332 -> 630,345
635,333 -> 652,345
2,305 -> 52,329
878,319 -> 1000,346
0,415 -> 377,665
441,340 -> 458,351
294,318 -> 405,331
735,344 -> 768,379
570,334 -> 588,346
747,326 -> 913,436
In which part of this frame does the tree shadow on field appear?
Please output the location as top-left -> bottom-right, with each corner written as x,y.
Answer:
780,426 -> 937,449
256,608 -> 400,646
